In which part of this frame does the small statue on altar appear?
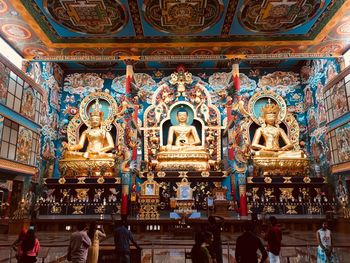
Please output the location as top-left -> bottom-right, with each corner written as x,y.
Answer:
93,189 -> 104,202
60,189 -> 70,203
108,188 -> 119,202
160,108 -> 205,152
62,99 -> 115,159
251,101 -> 304,158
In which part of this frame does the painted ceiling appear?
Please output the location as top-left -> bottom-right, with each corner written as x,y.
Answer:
1,0 -> 350,70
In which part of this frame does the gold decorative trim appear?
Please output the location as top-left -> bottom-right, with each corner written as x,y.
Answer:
303,177 -> 311,183
97,177 -> 105,184
201,171 -> 210,177
77,177 -> 86,184
0,158 -> 37,175
178,171 -> 188,178
157,171 -> 166,178
283,177 -> 292,183
264,177 -> 272,183
58,177 -> 66,184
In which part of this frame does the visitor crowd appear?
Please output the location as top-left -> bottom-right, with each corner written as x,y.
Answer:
12,217 -> 337,263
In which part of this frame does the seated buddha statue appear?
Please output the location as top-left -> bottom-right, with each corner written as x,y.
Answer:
160,109 -> 205,152
62,99 -> 115,160
251,102 -> 304,158
156,108 -> 209,171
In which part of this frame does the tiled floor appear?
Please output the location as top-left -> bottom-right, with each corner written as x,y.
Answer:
1,231 -> 350,263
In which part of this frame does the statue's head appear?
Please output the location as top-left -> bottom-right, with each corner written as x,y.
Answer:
176,108 -> 188,123
90,99 -> 104,127
261,101 -> 279,125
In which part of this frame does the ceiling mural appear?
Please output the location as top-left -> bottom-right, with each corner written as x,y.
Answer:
142,0 -> 225,34
43,0 -> 129,35
0,0 -> 349,70
238,0 -> 326,33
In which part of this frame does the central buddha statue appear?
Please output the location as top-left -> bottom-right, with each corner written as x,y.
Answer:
160,109 -> 205,152
251,102 -> 304,158
62,99 -> 115,160
155,108 -> 209,171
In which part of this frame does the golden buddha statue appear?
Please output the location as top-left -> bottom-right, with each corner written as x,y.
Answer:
160,110 -> 205,152
251,102 -> 304,158
62,99 -> 115,160
155,108 -> 209,171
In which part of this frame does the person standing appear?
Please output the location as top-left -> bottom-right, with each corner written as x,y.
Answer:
68,223 -> 91,263
114,218 -> 141,263
12,228 -> 27,262
191,231 -> 214,263
316,221 -> 338,263
235,221 -> 267,263
87,222 -> 106,263
20,228 -> 40,263
264,216 -> 282,263
207,215 -> 224,263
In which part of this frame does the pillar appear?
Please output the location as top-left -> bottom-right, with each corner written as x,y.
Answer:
120,58 -> 139,219
231,58 -> 241,92
120,173 -> 131,219
238,174 -> 248,217
124,59 -> 135,95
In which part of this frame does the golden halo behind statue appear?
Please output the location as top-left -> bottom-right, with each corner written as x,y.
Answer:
79,92 -> 118,130
247,90 -> 287,125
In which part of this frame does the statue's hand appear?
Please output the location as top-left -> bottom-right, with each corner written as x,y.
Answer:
63,142 -> 74,151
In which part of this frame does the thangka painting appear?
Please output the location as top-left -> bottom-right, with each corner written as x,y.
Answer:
335,123 -> 350,163
20,86 -> 36,120
50,81 -> 60,110
16,126 -> 33,164
0,61 -> 9,104
331,81 -> 348,119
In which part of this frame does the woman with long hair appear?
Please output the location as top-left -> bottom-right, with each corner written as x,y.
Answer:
87,222 -> 106,263
20,228 -> 40,263
12,228 -> 27,262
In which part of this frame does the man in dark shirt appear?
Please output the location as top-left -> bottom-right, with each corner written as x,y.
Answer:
207,215 -> 224,263
235,221 -> 267,263
114,218 -> 141,263
264,216 -> 282,263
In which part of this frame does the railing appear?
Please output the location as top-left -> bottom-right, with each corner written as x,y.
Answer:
3,242 -> 350,263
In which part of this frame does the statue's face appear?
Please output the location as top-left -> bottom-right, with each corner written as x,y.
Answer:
91,115 -> 101,127
265,112 -> 276,125
177,112 -> 188,123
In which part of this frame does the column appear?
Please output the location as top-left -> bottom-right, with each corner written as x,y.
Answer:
124,59 -> 135,95
120,173 -> 131,220
238,174 -> 248,217
120,58 -> 138,219
231,58 -> 241,92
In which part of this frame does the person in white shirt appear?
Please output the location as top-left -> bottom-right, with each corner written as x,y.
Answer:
316,221 -> 338,263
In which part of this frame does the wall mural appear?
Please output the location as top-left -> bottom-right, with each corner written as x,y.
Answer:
0,61 -> 9,104
16,126 -> 33,164
335,122 -> 350,163
301,59 -> 339,178
20,85 -> 36,120
26,61 -> 64,180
